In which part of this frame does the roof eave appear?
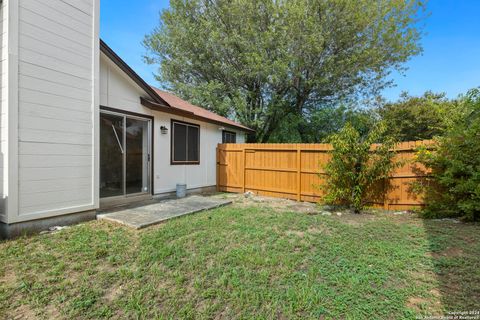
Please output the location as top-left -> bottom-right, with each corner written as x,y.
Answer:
141,98 -> 255,133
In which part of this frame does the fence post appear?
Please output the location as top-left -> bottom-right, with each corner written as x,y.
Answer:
241,147 -> 246,193
383,179 -> 388,210
216,144 -> 223,192
296,145 -> 301,201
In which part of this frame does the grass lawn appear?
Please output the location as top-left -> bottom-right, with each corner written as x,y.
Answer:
1,202 -> 479,319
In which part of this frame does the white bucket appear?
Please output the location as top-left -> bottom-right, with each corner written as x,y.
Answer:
176,184 -> 187,198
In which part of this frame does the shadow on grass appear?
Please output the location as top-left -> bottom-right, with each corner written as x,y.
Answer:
406,159 -> 480,312
422,218 -> 480,314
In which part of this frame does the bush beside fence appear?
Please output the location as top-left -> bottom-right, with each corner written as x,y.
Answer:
217,140 -> 434,210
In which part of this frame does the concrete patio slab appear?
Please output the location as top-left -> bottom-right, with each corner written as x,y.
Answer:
97,195 -> 232,229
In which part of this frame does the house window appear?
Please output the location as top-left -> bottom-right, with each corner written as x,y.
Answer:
171,120 -> 200,164
222,130 -> 236,143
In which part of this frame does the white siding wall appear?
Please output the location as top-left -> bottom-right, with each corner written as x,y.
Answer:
11,0 -> 99,221
0,2 -> 7,220
100,54 -> 245,195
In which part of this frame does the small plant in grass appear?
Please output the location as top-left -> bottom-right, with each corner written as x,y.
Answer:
322,122 -> 398,213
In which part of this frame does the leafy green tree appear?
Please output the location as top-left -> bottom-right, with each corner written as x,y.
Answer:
417,88 -> 480,221
322,122 -> 398,213
144,0 -> 425,142
378,91 -> 462,141
269,105 -> 378,143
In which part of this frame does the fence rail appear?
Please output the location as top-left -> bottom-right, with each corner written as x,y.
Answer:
216,140 -> 434,210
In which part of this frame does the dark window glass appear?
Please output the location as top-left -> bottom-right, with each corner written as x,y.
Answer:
100,114 -> 124,198
229,132 -> 236,143
172,121 -> 200,163
222,130 -> 236,143
125,118 -> 149,195
187,126 -> 199,161
173,123 -> 187,161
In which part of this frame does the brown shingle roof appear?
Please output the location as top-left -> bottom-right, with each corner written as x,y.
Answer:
151,87 -> 253,132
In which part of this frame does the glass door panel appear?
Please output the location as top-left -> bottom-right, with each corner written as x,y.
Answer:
126,118 -> 150,195
100,111 -> 151,199
100,113 -> 124,198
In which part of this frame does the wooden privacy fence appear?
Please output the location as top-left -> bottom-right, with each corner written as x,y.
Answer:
217,140 -> 434,210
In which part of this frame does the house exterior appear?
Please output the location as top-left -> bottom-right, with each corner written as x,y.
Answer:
0,0 -> 252,237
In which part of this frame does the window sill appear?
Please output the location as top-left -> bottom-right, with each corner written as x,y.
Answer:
170,161 -> 200,165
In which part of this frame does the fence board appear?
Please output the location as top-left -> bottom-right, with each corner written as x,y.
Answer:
217,140 -> 434,210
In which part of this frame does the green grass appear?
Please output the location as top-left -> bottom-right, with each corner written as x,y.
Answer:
1,205 -> 479,319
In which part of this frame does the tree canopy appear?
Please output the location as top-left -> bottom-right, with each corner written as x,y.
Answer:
144,0 -> 425,142
269,105 -> 378,143
378,91 -> 462,141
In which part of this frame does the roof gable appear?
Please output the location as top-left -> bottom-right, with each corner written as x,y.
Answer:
100,40 -> 253,133
100,40 -> 170,107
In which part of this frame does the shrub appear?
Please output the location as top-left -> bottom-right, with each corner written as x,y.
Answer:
322,122 -> 398,213
416,88 -> 480,221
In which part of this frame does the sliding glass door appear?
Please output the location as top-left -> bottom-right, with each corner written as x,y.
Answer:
100,111 -> 151,199
100,113 -> 124,198
125,118 -> 150,195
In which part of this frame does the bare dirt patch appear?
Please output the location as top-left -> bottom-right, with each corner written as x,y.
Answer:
306,227 -> 321,234
217,193 -> 416,230
430,288 -> 441,298
406,296 -> 428,312
287,202 -> 320,214
406,295 -> 443,315
307,226 -> 332,236
219,193 -> 321,214
333,212 -> 378,226
217,193 -> 410,223
1,268 -> 18,287
44,304 -> 62,320
8,304 -> 39,320
410,270 -> 437,284
104,284 -> 124,303
431,247 -> 464,259
285,230 -> 305,238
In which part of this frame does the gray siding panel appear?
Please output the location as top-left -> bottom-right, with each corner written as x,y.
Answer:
17,0 -> 97,217
0,2 -> 6,218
